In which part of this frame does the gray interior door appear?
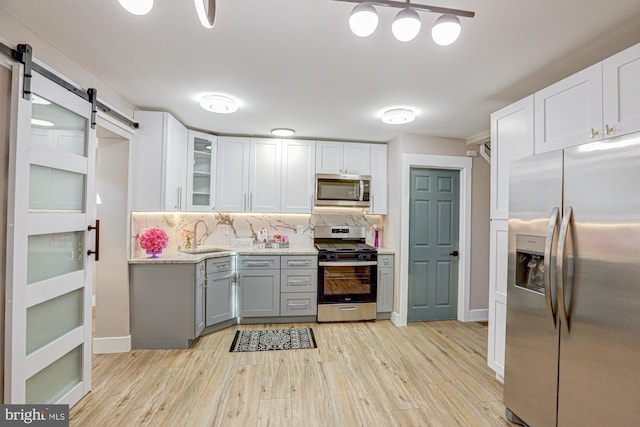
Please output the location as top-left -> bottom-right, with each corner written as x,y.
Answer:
408,167 -> 459,321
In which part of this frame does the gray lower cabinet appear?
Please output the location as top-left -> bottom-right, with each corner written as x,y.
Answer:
205,257 -> 234,326
280,255 -> 317,316
238,256 -> 281,318
130,261 -> 204,349
377,254 -> 394,313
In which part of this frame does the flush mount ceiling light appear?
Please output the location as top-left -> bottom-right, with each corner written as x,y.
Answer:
381,108 -> 415,124
119,0 -> 216,28
335,0 -> 473,45
118,0 -> 154,16
349,3 -> 379,37
271,128 -> 296,137
199,94 -> 238,114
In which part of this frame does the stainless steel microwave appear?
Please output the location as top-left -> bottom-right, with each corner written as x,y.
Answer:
315,174 -> 371,207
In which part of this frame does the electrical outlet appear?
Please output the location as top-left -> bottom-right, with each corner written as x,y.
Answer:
218,224 -> 230,235
296,225 -> 305,235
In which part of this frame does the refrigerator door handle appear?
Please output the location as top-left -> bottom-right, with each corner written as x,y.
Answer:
543,207 -> 559,329
557,206 -> 573,334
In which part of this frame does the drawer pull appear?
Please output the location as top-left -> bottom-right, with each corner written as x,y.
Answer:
288,302 -> 310,308
287,261 -> 310,267
287,279 -> 310,285
245,261 -> 271,266
339,307 -> 356,311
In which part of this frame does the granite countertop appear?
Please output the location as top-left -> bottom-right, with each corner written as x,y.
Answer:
129,246 -> 319,264
129,246 -> 394,264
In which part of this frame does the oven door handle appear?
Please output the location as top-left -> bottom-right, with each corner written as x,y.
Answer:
319,261 -> 377,267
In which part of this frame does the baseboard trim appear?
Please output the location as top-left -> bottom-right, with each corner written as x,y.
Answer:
93,335 -> 131,354
466,308 -> 489,322
390,311 -> 406,327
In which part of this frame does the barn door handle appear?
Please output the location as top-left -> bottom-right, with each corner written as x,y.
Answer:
87,219 -> 100,261
449,250 -> 459,256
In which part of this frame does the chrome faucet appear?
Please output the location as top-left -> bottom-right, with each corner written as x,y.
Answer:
193,220 -> 210,249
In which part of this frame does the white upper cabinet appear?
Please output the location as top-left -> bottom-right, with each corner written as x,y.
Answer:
186,130 -> 217,211
216,137 -> 250,212
490,95 -> 535,220
603,43 -> 640,138
316,141 -> 371,175
535,42 -> 640,154
249,138 -> 282,212
369,144 -> 388,214
164,114 -> 189,210
281,140 -> 315,213
343,142 -> 371,175
131,111 -> 188,211
534,63 -> 603,154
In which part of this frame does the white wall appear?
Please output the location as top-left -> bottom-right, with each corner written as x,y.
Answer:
386,133 -> 490,319
0,9 -> 135,120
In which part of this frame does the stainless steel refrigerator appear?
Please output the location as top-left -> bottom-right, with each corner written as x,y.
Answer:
503,133 -> 640,426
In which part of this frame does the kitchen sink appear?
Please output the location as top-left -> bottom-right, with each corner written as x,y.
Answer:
180,247 -> 229,254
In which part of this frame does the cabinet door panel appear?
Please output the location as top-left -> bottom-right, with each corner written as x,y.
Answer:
316,141 -> 343,174
490,96 -> 534,220
370,144 -> 388,214
377,266 -> 394,312
186,130 -> 216,211
343,143 -> 370,175
249,138 -> 281,212
239,270 -> 280,317
488,220 -> 508,378
216,137 -> 250,212
206,272 -> 233,326
603,43 -> 640,138
534,63 -> 603,154
281,140 -> 315,212
164,114 -> 189,211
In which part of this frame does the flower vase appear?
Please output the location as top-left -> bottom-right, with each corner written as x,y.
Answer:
374,230 -> 379,248
146,249 -> 162,259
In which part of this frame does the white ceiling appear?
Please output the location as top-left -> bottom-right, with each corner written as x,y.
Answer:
2,0 -> 640,143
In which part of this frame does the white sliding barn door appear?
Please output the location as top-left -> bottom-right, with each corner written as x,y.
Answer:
5,67 -> 96,406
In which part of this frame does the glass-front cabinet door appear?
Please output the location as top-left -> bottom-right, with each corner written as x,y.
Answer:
5,67 -> 96,406
186,130 -> 217,211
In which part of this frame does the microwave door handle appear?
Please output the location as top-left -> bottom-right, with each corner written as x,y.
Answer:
359,180 -> 364,202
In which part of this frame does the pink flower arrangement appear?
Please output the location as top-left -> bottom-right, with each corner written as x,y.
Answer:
139,227 -> 169,253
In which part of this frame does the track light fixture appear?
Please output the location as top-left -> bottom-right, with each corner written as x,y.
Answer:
119,0 -> 217,29
337,0 -> 474,44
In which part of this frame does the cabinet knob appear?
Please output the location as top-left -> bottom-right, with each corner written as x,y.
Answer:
590,128 -> 600,138
605,125 -> 615,135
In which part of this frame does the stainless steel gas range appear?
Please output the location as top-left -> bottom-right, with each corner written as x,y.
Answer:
314,226 -> 377,322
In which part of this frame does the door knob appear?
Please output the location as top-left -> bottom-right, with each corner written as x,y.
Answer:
450,250 -> 459,256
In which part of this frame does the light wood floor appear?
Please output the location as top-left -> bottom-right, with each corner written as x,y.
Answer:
72,320 -> 510,427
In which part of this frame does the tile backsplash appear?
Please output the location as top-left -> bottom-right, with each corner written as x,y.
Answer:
131,212 -> 385,258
